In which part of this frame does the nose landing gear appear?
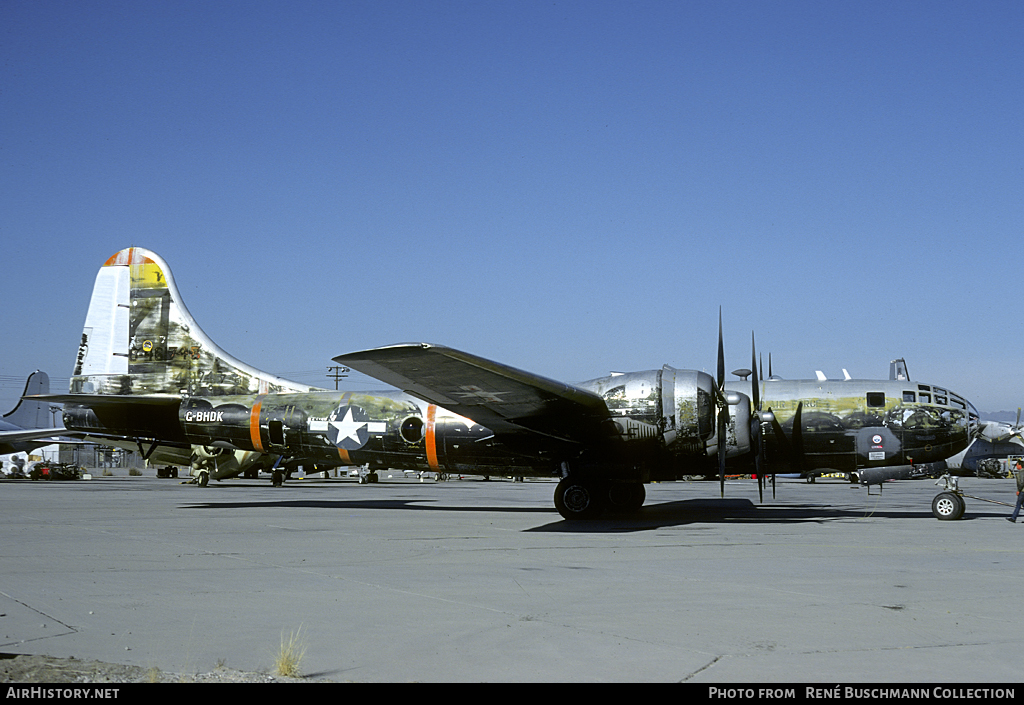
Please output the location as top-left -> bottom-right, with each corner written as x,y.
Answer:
931,473 -> 1013,520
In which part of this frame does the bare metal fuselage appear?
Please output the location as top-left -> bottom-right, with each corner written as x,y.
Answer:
63,370 -> 977,482
727,378 -> 976,474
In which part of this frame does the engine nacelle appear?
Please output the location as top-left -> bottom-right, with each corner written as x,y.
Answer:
579,366 -> 717,453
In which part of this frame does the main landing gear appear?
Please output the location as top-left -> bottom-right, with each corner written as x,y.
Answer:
553,478 -> 646,520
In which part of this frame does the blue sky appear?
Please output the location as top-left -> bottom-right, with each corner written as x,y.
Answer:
2,0 -> 1022,417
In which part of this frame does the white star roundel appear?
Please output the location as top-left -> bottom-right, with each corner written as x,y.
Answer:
327,405 -> 370,450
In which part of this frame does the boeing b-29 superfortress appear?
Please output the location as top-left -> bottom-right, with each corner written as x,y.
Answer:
37,247 -> 980,519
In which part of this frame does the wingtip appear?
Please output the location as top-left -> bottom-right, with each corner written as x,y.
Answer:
333,343 -> 437,363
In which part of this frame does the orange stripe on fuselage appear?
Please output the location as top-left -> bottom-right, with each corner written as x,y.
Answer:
337,392 -> 352,465
426,404 -> 439,471
250,396 -> 266,452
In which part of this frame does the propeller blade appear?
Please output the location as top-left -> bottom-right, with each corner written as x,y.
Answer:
766,402 -> 803,480
750,333 -> 760,413
755,425 -> 764,503
717,308 -> 726,497
769,410 -> 790,455
792,402 -> 805,477
718,407 -> 727,498
717,309 -> 725,390
748,332 -> 775,500
750,333 -> 763,503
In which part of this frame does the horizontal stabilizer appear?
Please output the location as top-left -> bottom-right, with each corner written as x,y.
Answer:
0,428 -> 79,445
29,393 -> 183,407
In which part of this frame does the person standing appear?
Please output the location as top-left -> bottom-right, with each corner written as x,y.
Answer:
1008,459 -> 1024,523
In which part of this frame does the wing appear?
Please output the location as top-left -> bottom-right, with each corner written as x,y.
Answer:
334,344 -> 611,446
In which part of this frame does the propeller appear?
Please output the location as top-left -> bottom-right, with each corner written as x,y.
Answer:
750,333 -> 771,502
767,400 -> 804,477
717,310 -> 727,498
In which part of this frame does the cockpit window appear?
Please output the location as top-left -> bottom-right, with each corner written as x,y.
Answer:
919,392 -> 931,403
903,391 -> 916,403
866,392 -> 885,407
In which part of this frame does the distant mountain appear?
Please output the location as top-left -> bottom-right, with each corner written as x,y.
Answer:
980,410 -> 1021,423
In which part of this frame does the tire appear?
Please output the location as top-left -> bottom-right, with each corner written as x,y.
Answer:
607,483 -> 646,513
932,492 -> 964,520
554,478 -> 605,520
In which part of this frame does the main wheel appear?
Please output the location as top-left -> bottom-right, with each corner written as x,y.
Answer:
554,478 -> 605,520
607,482 -> 646,513
932,492 -> 965,520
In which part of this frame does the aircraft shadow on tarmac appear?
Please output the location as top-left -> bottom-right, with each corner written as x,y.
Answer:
178,496 -> 1005,532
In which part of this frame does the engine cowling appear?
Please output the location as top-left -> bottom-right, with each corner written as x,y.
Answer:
580,366 -> 718,452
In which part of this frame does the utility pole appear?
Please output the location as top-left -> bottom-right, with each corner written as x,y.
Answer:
326,365 -> 349,390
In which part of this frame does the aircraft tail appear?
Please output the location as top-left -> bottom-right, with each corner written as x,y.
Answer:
3,371 -> 53,429
71,247 -> 318,398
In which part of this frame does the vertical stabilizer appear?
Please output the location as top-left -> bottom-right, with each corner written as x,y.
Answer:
3,371 -> 53,429
71,247 -> 319,398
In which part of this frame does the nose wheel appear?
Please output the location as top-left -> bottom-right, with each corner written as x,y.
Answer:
931,491 -> 965,520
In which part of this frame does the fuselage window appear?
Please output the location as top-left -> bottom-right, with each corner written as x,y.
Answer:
903,391 -> 916,403
919,392 -> 931,403
866,392 -> 885,407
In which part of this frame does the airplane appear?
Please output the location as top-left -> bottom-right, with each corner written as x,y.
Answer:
39,247 -> 980,519
944,410 -> 1023,477
0,371 -> 68,455
334,340 -> 981,515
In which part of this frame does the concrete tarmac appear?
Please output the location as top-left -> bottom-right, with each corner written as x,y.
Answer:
1,472 -> 1021,683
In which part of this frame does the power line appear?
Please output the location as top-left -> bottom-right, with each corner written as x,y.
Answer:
326,366 -> 349,390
